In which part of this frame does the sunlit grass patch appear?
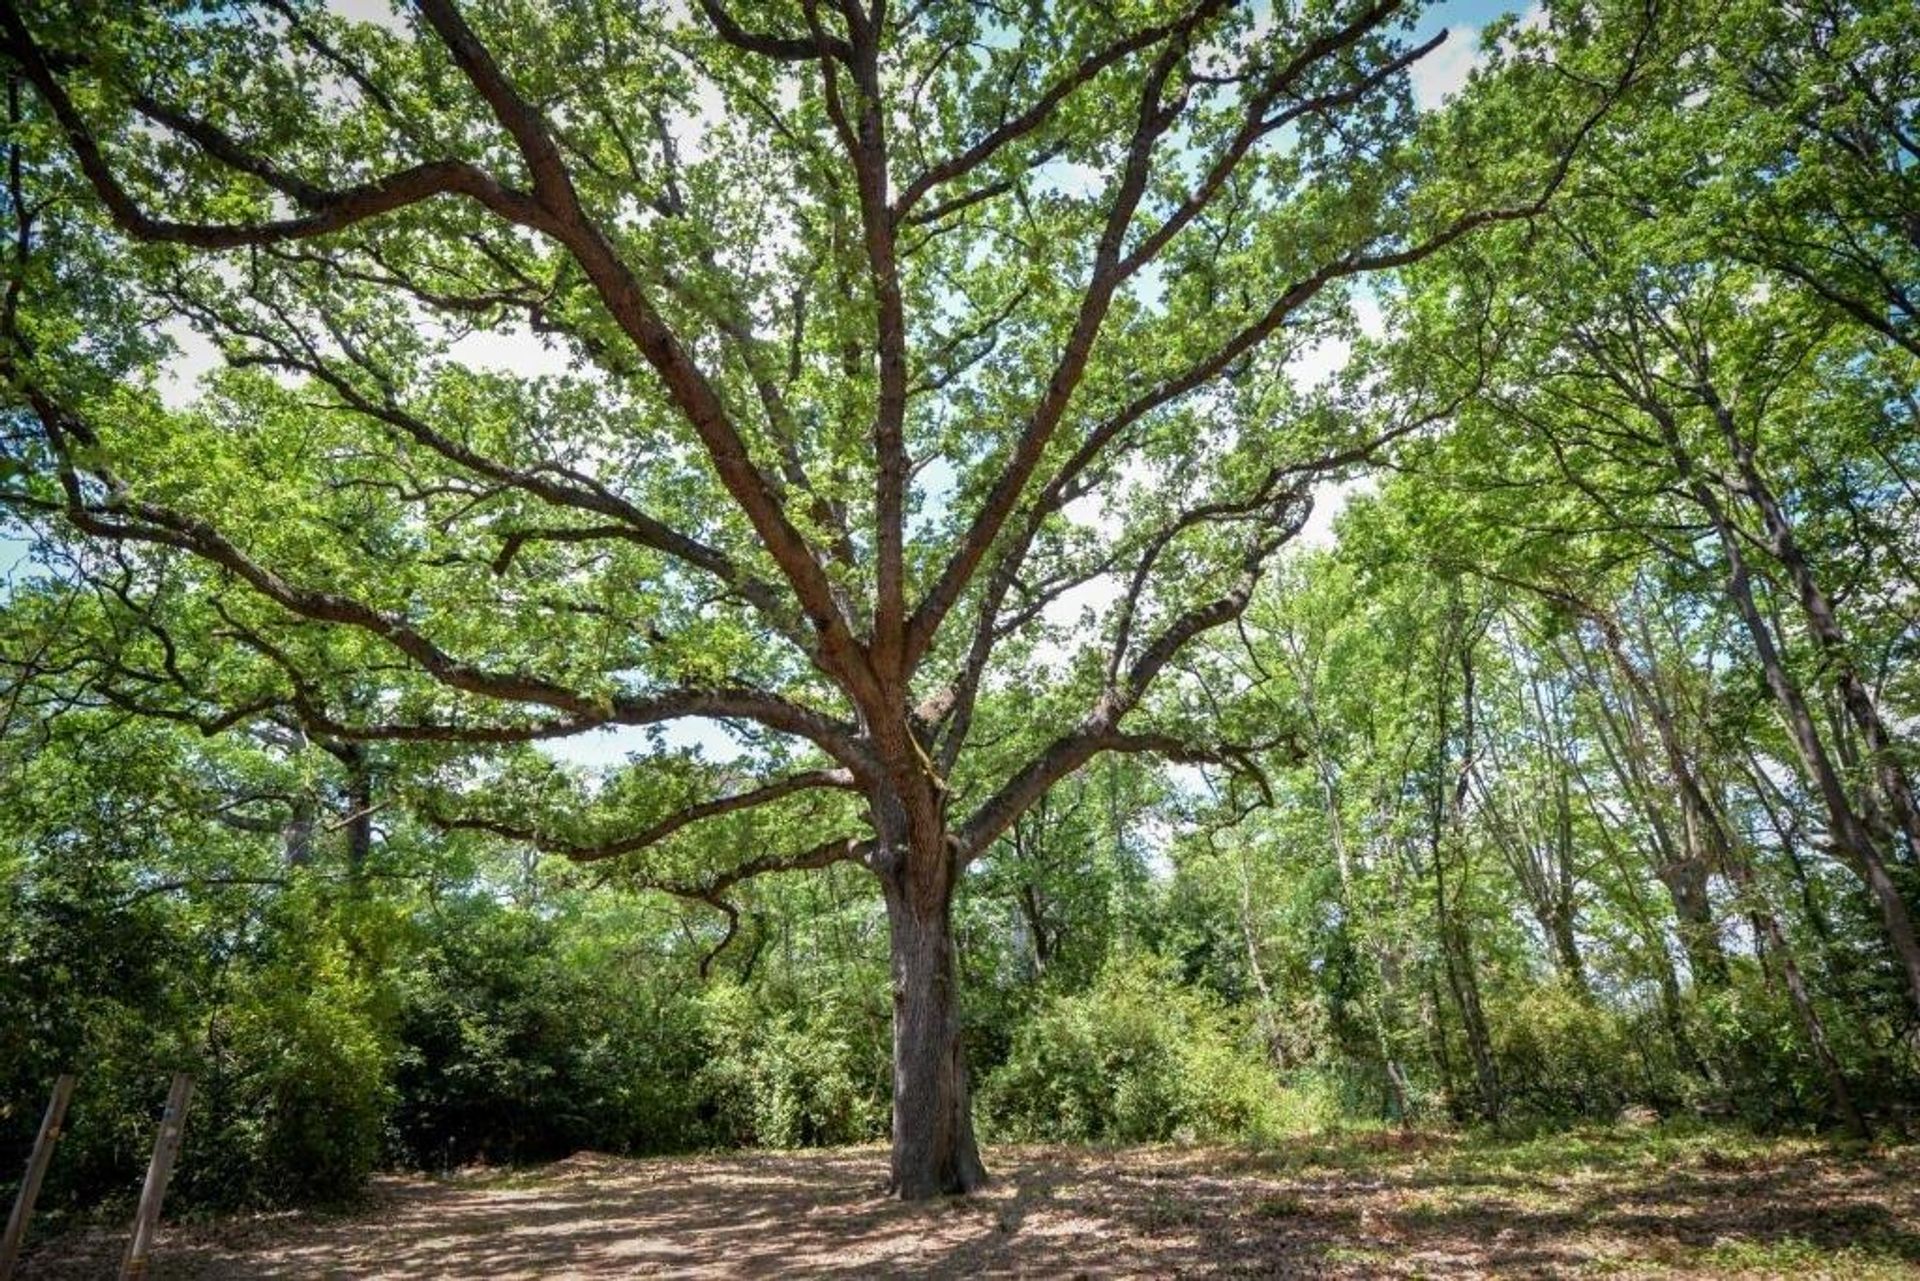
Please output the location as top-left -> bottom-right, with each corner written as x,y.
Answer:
1684,1234 -> 1918,1279
1250,1191 -> 1308,1218
1322,1243 -> 1395,1266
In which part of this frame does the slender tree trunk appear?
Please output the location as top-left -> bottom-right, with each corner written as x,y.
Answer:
1548,764 -> 1591,996
1578,621 -> 1732,988
282,795 -> 316,867
1579,542 -> 1871,1130
1432,767 -> 1501,1120
1235,848 -> 1286,1066
1717,524 -> 1920,1016
1710,397 -> 1920,858
1546,903 -> 1587,994
1438,880 -> 1501,1121
1435,620 -> 1500,1120
1651,406 -> 1920,1016
1622,626 -> 1865,1119
1741,743 -> 1837,948
1521,656 -> 1593,997
881,849 -> 987,1199
1719,844 -> 1869,1139
1291,631 -> 1413,1121
1330,803 -> 1413,1122
342,743 -> 373,877
1423,968 -> 1464,1123
1581,766 -> 1712,1081
1597,730 -> 1729,989
1010,812 -> 1051,977
1016,882 -> 1050,977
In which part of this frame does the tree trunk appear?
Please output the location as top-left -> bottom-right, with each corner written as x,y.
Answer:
1580,772 -> 1716,1084
342,743 -> 374,876
1651,405 -> 1920,1017
1710,396 -> 1920,860
1295,637 -> 1414,1123
1716,525 -> 1920,1017
1423,968 -> 1465,1123
1546,903 -> 1588,995
1577,618 -> 1733,989
881,859 -> 987,1200
1235,847 -> 1287,1066
1719,844 -> 1869,1139
1440,900 -> 1502,1121
1435,617 -> 1501,1121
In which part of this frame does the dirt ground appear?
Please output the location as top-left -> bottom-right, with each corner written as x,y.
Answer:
18,1130 -> 1920,1278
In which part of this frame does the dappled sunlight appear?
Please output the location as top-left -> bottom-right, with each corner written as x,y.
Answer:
22,1135 -> 1920,1278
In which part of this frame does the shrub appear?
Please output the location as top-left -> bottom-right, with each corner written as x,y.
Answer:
695,980 -> 887,1148
185,937 -> 394,1205
1490,982 -> 1640,1121
1268,1067 -> 1357,1135
388,896 -> 715,1167
980,955 -> 1282,1143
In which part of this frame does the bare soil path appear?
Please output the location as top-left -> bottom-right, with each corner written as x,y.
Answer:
18,1130 -> 1920,1278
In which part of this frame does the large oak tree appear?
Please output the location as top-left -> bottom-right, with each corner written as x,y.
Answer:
0,0 -> 1647,1195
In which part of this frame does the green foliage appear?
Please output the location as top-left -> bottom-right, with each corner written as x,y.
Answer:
3,0 -> 1918,1230
389,895 -> 713,1167
185,916 -> 396,1206
0,719 -> 396,1212
0,883 -> 397,1212
980,956 -> 1282,1144
1487,985 -> 1641,1122
696,980 -> 887,1149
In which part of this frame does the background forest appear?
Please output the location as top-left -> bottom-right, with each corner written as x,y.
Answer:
3,0 -> 1917,1228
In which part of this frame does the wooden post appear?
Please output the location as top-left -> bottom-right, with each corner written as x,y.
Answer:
0,1073 -> 76,1280
118,1074 -> 192,1281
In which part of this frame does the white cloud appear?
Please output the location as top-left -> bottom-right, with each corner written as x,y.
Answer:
324,0 -> 409,33
1040,573 -> 1125,634
1033,159 -> 1105,200
1414,1 -> 1551,114
1284,290 -> 1387,389
1353,292 -> 1386,339
440,324 -> 572,381
539,719 -> 748,770
1294,475 -> 1376,551
154,320 -> 222,410
1409,26 -> 1483,111
1287,334 -> 1351,390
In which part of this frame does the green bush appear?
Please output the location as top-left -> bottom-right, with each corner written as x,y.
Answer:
980,956 -> 1282,1143
1,858 -> 397,1213
1490,982 -> 1642,1121
696,980 -> 887,1148
1267,1067 -> 1359,1134
184,932 -> 395,1206
389,896 -> 714,1167
1686,972 -> 1908,1131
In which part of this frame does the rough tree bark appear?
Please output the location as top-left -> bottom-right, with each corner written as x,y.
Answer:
880,841 -> 987,1198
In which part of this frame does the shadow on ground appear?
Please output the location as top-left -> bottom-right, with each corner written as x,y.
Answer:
20,1135 -> 1920,1277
